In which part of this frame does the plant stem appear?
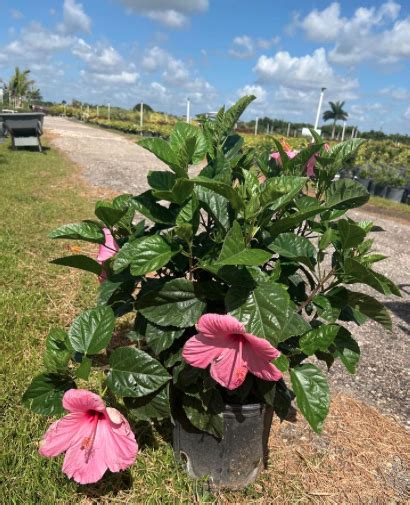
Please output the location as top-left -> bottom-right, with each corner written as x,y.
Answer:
298,268 -> 335,313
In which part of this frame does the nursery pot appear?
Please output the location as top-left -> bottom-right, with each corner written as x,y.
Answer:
173,403 -> 273,489
386,186 -> 405,203
373,183 -> 388,197
355,177 -> 371,189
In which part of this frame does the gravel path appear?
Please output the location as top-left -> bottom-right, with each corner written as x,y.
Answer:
46,117 -> 410,426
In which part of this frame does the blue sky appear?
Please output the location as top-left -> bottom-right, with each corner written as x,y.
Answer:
1,0 -> 410,133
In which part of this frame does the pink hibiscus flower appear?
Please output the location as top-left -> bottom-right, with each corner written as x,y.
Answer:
306,143 -> 330,177
271,149 -> 298,165
39,389 -> 138,485
96,228 -> 119,283
182,314 -> 282,390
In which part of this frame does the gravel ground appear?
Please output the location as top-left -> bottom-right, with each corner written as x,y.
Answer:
46,117 -> 410,427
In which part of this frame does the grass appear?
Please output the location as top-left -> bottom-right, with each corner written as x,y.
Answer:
0,139 -> 408,504
365,195 -> 410,220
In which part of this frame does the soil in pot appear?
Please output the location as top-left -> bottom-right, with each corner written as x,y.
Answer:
173,403 -> 273,489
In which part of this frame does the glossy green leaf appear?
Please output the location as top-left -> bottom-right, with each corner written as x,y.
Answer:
344,258 -> 401,296
95,201 -> 127,227
129,235 -> 181,276
299,324 -> 340,355
347,291 -> 392,330
192,176 -> 243,210
139,137 -> 185,176
268,206 -> 322,235
333,327 -> 360,374
268,233 -> 316,267
43,328 -> 71,372
337,220 -> 367,249
325,179 -> 369,210
107,347 -> 170,397
195,186 -> 229,230
124,385 -> 170,420
176,194 -> 199,231
290,364 -> 330,433
68,306 -> 115,355
144,322 -> 184,354
182,394 -> 224,438
51,255 -> 102,276
259,176 -> 307,209
49,222 -> 104,243
76,356 -> 92,380
169,122 -> 208,166
216,221 -> 271,266
152,179 -> 194,205
227,281 -> 310,345
131,191 -> 176,225
147,171 -> 176,191
312,294 -> 340,322
137,278 -> 206,328
327,138 -> 366,163
22,373 -> 76,416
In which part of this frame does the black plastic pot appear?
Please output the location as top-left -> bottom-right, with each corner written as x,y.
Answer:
386,186 -> 405,203
373,183 -> 388,197
355,177 -> 371,189
173,403 -> 273,489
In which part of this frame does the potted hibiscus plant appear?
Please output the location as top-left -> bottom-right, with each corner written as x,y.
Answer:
23,96 -> 400,489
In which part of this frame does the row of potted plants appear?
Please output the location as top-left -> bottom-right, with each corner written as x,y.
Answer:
353,164 -> 409,203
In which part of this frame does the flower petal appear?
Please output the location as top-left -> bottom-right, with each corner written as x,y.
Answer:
39,412 -> 91,458
63,389 -> 106,413
210,337 -> 248,390
101,414 -> 138,473
242,334 -> 282,382
195,313 -> 245,339
97,228 -> 119,264
182,334 -> 222,369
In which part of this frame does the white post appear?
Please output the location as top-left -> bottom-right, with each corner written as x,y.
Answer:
186,98 -> 190,124
87,105 -> 90,115
351,127 -> 355,139
97,105 -> 99,117
255,117 -> 258,135
341,121 -> 346,142
286,123 -> 291,137
140,102 -> 143,127
108,103 -> 111,121
63,103 -> 66,116
314,87 -> 326,131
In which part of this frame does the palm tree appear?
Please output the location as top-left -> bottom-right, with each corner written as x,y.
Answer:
8,67 -> 34,108
322,101 -> 348,139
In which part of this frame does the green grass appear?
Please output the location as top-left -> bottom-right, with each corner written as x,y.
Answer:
0,141 -> 271,504
367,195 -> 410,216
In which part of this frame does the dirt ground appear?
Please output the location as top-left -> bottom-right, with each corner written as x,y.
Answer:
45,116 -> 410,428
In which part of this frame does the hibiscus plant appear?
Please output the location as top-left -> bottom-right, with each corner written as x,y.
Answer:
23,96 -> 400,483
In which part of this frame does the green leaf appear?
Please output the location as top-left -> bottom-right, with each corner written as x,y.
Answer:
169,122 -> 208,166
318,228 -> 334,250
22,373 -> 76,416
346,291 -> 392,330
333,327 -> 360,374
147,171 -> 176,190
259,176 -> 307,211
129,235 -> 181,276
107,347 -> 170,397
76,356 -> 92,380
344,258 -> 401,296
144,322 -> 184,354
51,255 -> 102,276
268,206 -> 323,235
139,137 -> 185,177
195,186 -> 229,230
226,281 -> 310,345
137,278 -> 206,328
124,385 -> 170,420
68,306 -> 115,355
192,176 -> 243,210
272,354 -> 289,372
268,233 -> 316,267
290,364 -> 330,433
152,179 -> 194,205
176,194 -> 199,231
95,201 -> 127,227
49,222 -> 104,243
325,179 -> 369,210
43,328 -> 71,372
337,220 -> 367,249
299,324 -> 340,355
327,138 -> 366,164
312,294 -> 340,322
131,191 -> 176,225
221,95 -> 256,136
182,394 -> 224,438
216,221 -> 271,266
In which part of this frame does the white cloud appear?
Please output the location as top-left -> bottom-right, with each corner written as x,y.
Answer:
81,70 -> 139,84
298,1 -> 410,64
118,0 -> 209,28
60,0 -> 91,34
254,48 -> 358,91
404,107 -> 410,120
142,46 -> 189,83
229,35 -> 279,59
10,9 -> 23,20
379,86 -> 410,100
237,84 -> 267,103
73,40 -> 123,72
